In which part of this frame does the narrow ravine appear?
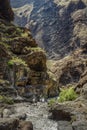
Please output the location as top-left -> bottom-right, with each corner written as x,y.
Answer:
10,102 -> 58,130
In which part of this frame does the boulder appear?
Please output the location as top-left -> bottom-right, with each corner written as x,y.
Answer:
0,118 -> 19,130
3,109 -> 11,118
19,121 -> 33,130
0,118 -> 33,130
57,121 -> 73,130
49,104 -> 73,121
25,51 -> 47,71
72,121 -> 87,130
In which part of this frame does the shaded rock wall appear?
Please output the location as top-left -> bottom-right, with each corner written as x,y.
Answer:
0,18 -> 48,97
47,6 -> 87,89
0,0 -> 14,21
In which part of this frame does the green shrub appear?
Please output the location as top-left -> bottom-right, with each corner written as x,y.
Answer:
8,59 -> 14,66
58,87 -> 78,103
48,98 -> 56,107
8,57 -> 27,67
0,95 -> 14,104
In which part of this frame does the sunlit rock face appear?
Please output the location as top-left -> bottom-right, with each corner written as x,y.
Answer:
10,0 -> 87,59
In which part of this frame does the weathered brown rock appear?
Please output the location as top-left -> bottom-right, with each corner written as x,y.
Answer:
49,53 -> 87,89
19,121 -> 33,130
0,118 -> 33,130
24,51 -> 46,71
0,118 -> 19,130
49,103 -> 73,121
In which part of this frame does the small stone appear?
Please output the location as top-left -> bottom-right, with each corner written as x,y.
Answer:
3,109 -> 11,118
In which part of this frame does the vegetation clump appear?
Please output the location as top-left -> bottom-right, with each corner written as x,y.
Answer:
25,47 -> 45,52
58,87 -> 78,103
0,95 -> 14,104
8,57 -> 27,67
48,98 -> 56,107
48,87 -> 78,106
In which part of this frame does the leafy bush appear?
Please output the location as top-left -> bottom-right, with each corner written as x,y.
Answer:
58,87 -> 78,103
0,95 -> 14,104
48,98 -> 56,107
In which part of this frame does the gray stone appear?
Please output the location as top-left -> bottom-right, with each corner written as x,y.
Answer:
82,83 -> 87,99
57,121 -> 73,130
72,121 -> 87,130
17,113 -> 27,120
3,109 -> 11,118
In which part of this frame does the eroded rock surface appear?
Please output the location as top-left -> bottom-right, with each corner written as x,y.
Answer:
11,0 -> 87,59
0,118 -> 33,130
10,0 -> 87,92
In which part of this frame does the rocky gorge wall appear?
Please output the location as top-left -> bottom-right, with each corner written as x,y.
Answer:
48,4 -> 87,91
10,0 -> 87,90
11,0 -> 87,59
0,1 -> 87,130
0,0 -> 58,101
1,0 -> 87,97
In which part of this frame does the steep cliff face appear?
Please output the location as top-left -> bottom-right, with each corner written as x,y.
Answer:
0,19 -> 46,98
10,0 -> 87,91
0,1 -> 58,99
11,0 -> 87,59
48,5 -> 87,88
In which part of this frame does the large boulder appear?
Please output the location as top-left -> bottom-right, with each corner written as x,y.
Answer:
0,118 -> 19,130
19,121 -> 33,130
24,51 -> 46,71
0,118 -> 33,130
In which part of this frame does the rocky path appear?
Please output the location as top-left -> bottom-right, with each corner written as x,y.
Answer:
10,102 -> 58,130
1,96 -> 87,130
